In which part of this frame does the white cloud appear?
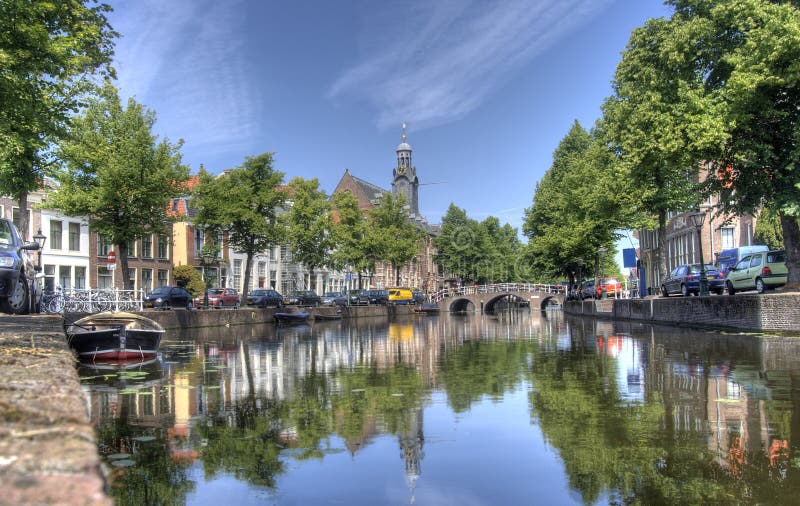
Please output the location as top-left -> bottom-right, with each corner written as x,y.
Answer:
329,0 -> 613,130
108,0 -> 258,165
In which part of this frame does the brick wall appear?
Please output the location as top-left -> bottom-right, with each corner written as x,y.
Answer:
566,293 -> 800,332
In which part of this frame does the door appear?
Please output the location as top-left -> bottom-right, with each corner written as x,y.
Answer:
729,256 -> 752,290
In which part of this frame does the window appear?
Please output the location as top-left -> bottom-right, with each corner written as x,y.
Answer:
98,234 -> 112,257
233,259 -> 241,290
59,265 -> 71,289
141,268 -> 153,292
157,234 -> 168,259
721,227 -> 735,249
194,228 -> 204,258
50,220 -> 63,250
126,240 -> 136,258
128,268 -> 136,290
75,267 -> 86,289
68,222 -> 80,251
141,234 -> 152,258
157,269 -> 168,287
258,261 -> 266,288
44,265 -> 55,292
98,266 -> 113,289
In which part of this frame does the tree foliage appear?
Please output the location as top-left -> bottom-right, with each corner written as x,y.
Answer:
523,121 -> 631,284
173,264 -> 205,297
45,83 -> 188,289
0,0 -> 117,236
190,153 -> 286,301
368,192 -> 422,286
331,191 -> 377,288
285,177 -> 333,289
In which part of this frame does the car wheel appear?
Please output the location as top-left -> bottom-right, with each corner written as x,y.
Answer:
0,272 -> 30,315
680,284 -> 688,297
756,278 -> 766,294
715,289 -> 724,295
726,281 -> 736,296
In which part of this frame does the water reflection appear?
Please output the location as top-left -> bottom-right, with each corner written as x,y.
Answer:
79,312 -> 800,505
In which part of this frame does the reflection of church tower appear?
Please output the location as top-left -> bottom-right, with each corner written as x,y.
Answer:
392,122 -> 420,218
398,404 -> 424,503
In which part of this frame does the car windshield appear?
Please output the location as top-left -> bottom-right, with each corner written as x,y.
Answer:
689,265 -> 717,274
251,290 -> 269,296
150,287 -> 170,295
208,289 -> 224,295
324,292 -> 340,297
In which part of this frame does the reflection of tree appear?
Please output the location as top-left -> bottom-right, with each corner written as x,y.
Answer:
199,397 -> 285,488
437,341 -> 533,412
529,347 -> 746,504
94,403 -> 194,505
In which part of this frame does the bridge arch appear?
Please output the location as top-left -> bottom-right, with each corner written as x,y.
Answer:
447,298 -> 476,313
483,294 -> 530,313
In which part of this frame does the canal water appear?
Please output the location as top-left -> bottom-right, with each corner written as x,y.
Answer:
78,311 -> 800,505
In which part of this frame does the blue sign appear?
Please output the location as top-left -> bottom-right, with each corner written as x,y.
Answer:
622,248 -> 637,268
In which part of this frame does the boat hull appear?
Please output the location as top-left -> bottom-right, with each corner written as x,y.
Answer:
274,312 -> 310,325
65,312 -> 164,361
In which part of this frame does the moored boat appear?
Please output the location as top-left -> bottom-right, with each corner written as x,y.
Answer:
65,312 -> 165,361
274,311 -> 310,325
413,303 -> 440,314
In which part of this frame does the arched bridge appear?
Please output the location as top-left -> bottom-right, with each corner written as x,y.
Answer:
429,283 -> 566,312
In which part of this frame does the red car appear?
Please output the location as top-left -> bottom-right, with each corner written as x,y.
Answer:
595,278 -> 621,298
194,288 -> 240,308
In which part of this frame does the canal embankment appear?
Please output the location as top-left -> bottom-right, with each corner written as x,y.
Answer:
0,314 -> 111,506
565,292 -> 800,332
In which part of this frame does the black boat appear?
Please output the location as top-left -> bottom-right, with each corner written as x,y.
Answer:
65,312 -> 165,361
414,303 -> 440,314
274,311 -> 310,325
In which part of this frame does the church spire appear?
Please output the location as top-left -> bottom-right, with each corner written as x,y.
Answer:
401,121 -> 407,143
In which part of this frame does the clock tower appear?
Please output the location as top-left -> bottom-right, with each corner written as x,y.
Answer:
392,122 -> 420,217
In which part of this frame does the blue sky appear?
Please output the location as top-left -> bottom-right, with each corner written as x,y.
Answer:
107,0 -> 671,236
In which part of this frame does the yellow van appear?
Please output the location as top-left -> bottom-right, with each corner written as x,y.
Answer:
388,287 -> 414,304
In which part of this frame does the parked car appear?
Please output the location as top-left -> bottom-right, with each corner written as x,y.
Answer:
595,277 -> 622,298
578,280 -> 596,300
246,289 -> 283,308
725,250 -> 788,294
388,287 -> 414,304
143,286 -> 193,310
283,290 -> 321,306
368,289 -> 389,305
412,290 -> 426,304
347,289 -> 370,305
660,264 -> 725,296
0,218 -> 42,314
321,291 -> 348,306
716,245 -> 769,277
193,288 -> 240,308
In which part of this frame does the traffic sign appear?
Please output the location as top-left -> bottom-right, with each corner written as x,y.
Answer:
107,251 -> 116,264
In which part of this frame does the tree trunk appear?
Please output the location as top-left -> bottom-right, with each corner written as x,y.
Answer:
394,263 -> 400,286
16,192 -> 29,240
656,209 -> 668,288
241,251 -> 254,300
117,242 -> 131,290
780,213 -> 800,290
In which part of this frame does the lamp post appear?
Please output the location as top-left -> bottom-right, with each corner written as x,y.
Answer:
688,209 -> 709,296
598,247 -> 607,299
201,251 -> 215,309
32,229 -> 46,272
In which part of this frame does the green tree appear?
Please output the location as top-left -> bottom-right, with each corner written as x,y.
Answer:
331,191 -> 376,288
0,0 -> 117,237
173,264 -> 205,297
368,193 -> 422,286
479,217 -> 521,283
45,83 -> 188,289
523,122 -> 631,285
285,177 -> 333,291
601,14 -> 719,282
434,204 -> 478,283
190,154 -> 286,301
754,208 -> 785,250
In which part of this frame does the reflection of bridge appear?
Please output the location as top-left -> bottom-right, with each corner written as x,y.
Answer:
429,283 -> 566,312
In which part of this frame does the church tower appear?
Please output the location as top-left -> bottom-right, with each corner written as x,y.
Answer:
392,122 -> 420,217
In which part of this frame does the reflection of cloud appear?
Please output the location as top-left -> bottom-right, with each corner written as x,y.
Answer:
109,0 -> 258,163
330,0 -> 612,130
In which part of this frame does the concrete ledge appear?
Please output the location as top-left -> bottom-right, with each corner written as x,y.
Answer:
0,315 -> 111,506
565,292 -> 800,332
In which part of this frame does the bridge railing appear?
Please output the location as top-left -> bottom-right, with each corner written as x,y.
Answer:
430,283 -> 566,303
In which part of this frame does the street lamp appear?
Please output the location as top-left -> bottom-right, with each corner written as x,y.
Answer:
201,250 -> 215,309
688,208 -> 709,296
598,247 -> 607,299
32,229 -> 46,272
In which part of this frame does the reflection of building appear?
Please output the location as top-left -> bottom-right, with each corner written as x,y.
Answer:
399,404 -> 425,503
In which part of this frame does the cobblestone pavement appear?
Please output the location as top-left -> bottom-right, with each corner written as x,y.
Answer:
0,315 -> 111,506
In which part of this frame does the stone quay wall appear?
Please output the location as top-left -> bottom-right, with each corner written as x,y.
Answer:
565,292 -> 800,332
